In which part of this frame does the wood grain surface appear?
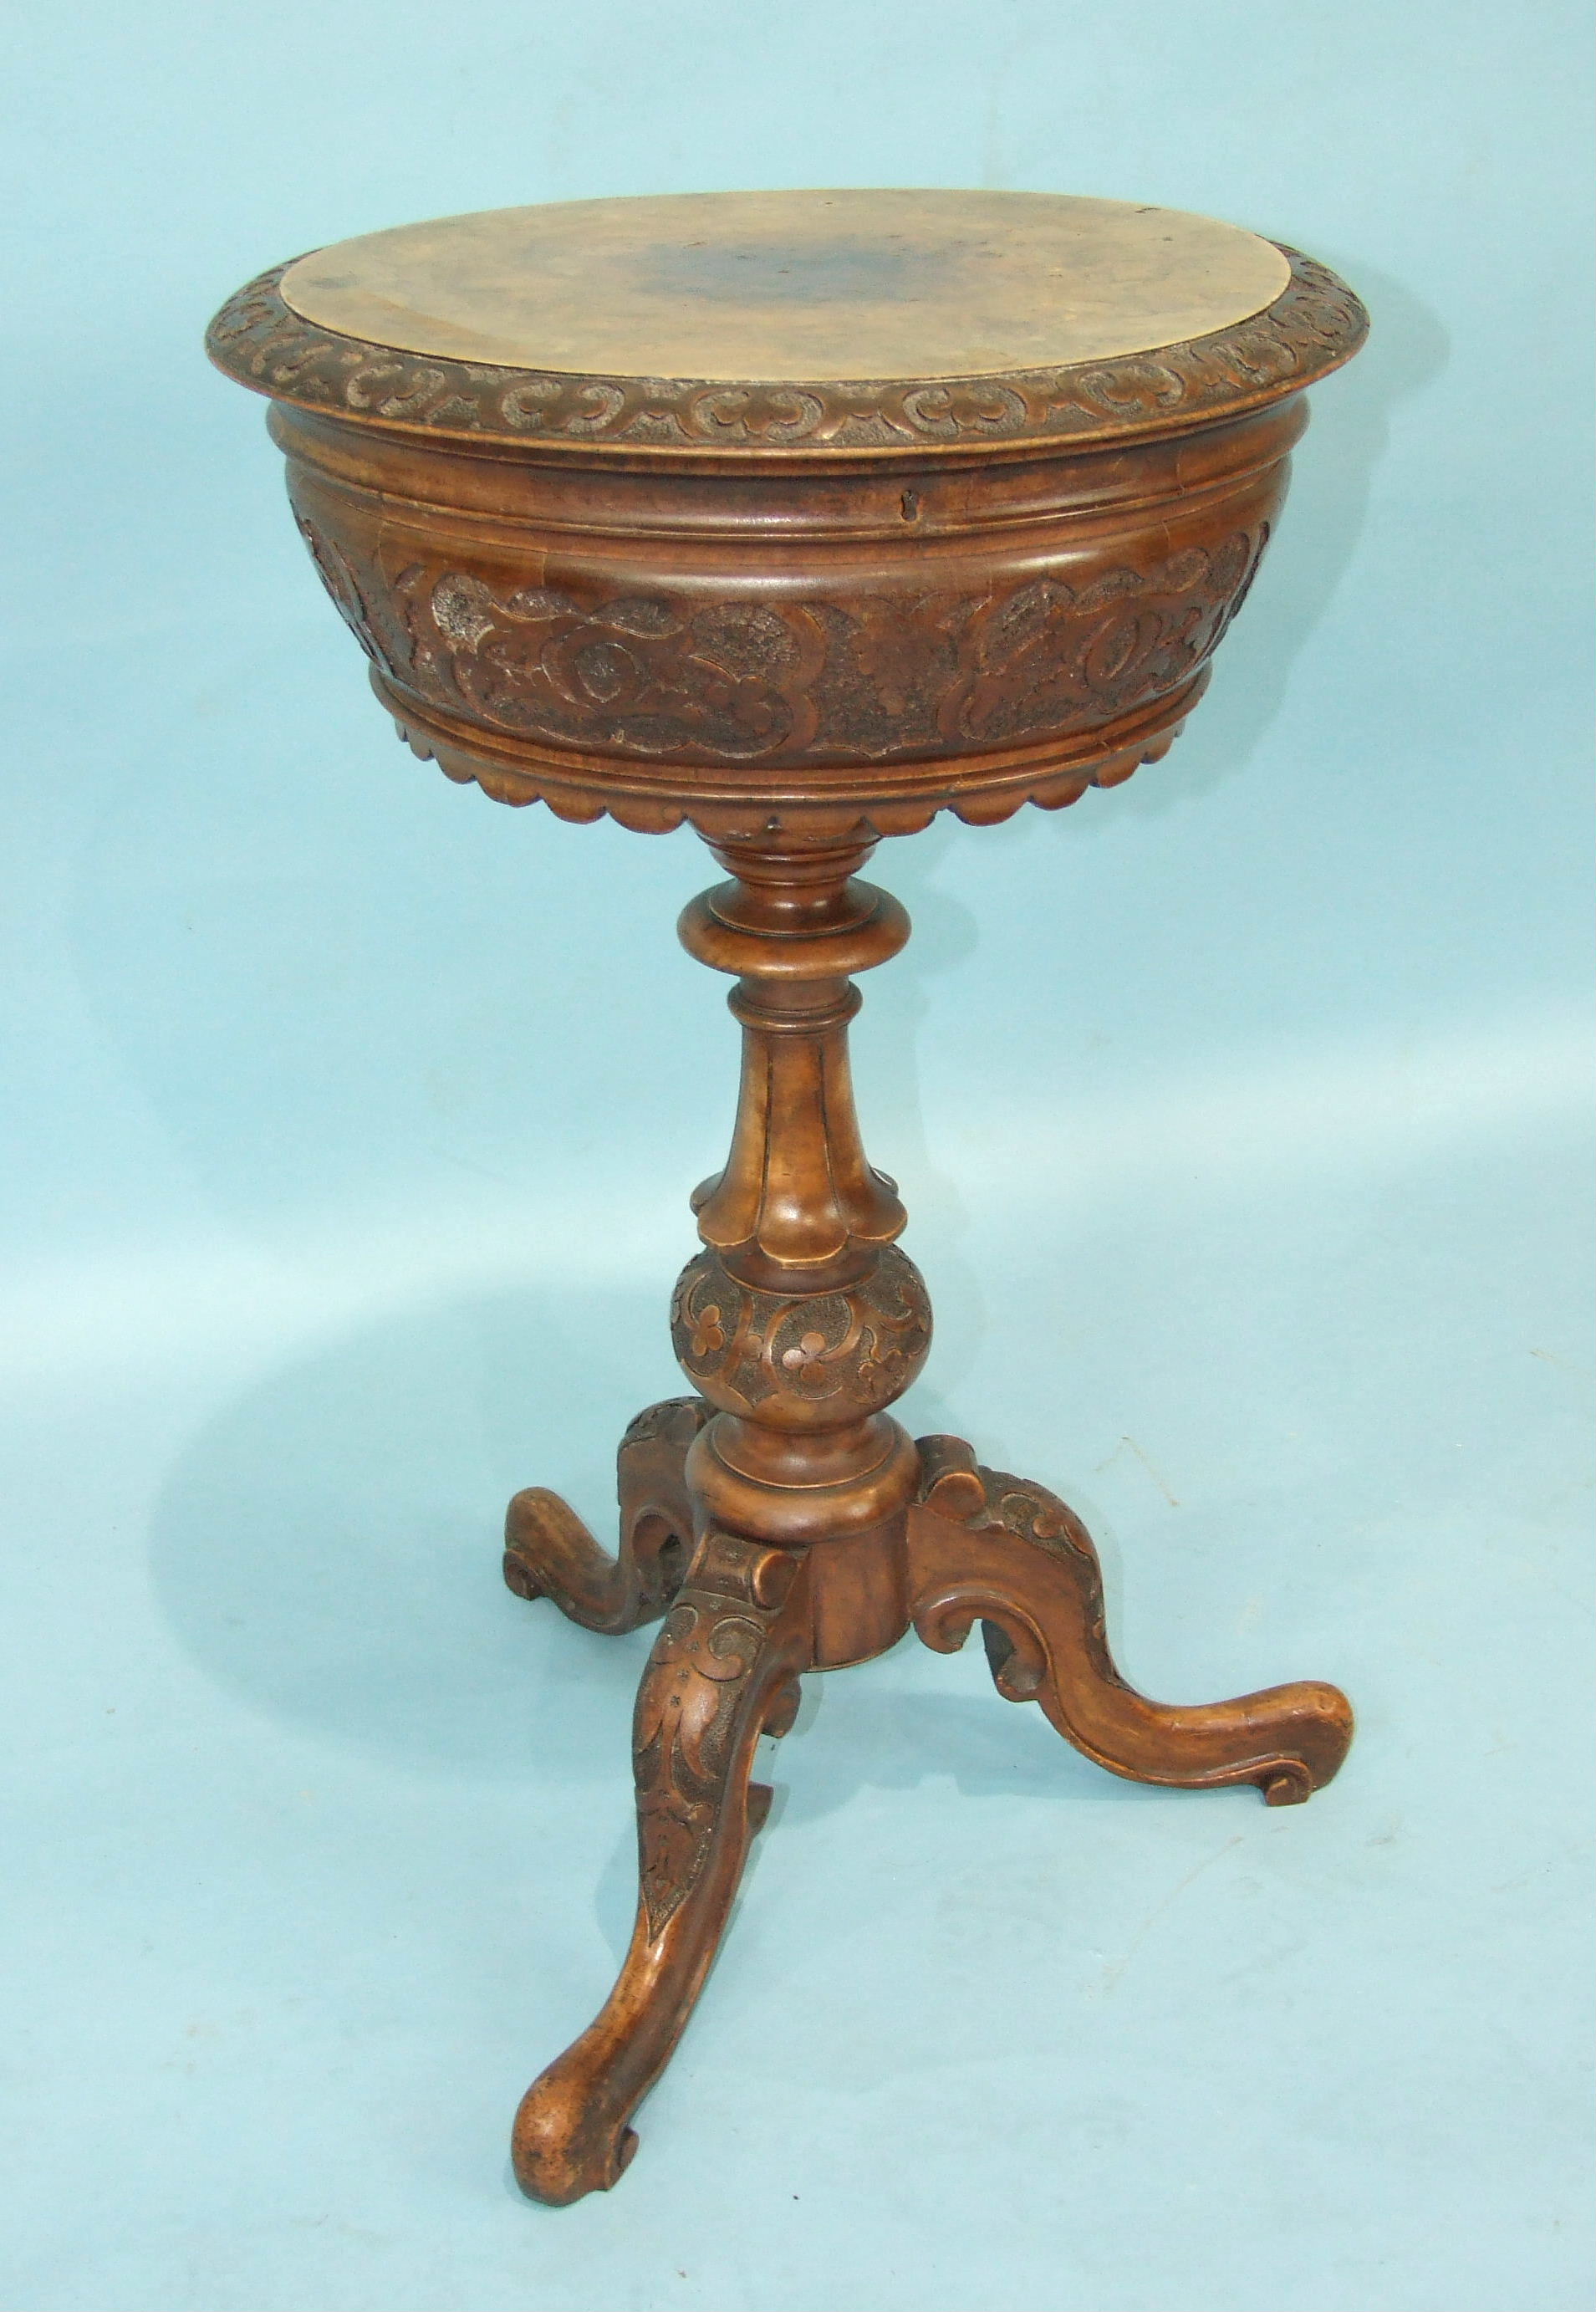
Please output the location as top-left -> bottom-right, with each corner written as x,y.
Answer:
207,191 -> 1365,2206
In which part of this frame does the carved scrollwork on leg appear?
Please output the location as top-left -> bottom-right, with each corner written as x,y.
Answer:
907,1436 -> 1352,1804
635,1600 -> 768,1941
502,1396 -> 708,1635
511,1530 -> 808,2205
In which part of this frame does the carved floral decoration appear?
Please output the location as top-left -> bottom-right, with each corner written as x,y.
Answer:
671,1246 -> 932,1420
289,513 -> 1267,768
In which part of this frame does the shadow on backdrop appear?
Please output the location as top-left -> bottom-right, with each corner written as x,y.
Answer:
144,1283 -> 1180,1825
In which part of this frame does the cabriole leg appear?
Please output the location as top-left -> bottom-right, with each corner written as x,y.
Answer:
511,1529 -> 806,2204
908,1437 -> 1352,1804
503,1396 -> 708,1635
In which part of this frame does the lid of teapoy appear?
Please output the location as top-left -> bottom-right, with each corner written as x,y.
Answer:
207,188 -> 1365,457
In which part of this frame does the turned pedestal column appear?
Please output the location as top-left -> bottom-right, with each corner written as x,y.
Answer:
505,836 -> 1350,2202
207,186 -> 1369,2205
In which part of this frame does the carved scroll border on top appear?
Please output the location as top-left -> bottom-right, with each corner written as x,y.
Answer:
206,248 -> 1367,457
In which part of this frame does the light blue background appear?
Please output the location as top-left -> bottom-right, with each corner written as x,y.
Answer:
2,5 -> 1591,2309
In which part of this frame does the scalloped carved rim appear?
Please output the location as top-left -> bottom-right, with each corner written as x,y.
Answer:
369,662 -> 1204,840
207,246 -> 1366,462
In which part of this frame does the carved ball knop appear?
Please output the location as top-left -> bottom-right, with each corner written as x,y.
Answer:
671,1245 -> 931,1427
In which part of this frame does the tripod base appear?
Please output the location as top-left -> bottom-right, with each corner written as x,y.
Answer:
503,1398 -> 1352,2206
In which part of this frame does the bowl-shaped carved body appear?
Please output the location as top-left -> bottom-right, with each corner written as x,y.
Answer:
268,393 -> 1303,840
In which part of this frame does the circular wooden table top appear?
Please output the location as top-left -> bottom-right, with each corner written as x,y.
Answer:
276,190 -> 1291,381
208,189 -> 1364,461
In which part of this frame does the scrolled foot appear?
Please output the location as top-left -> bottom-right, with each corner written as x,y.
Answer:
910,1437 -> 1352,1800
512,1529 -> 809,2205
503,1396 -> 708,1635
512,2058 -> 640,2206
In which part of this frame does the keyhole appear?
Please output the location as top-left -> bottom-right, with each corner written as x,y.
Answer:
900,490 -> 920,522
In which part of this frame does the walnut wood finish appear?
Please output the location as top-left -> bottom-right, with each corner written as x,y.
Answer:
274,191 -> 1293,381
512,1525 -> 808,2203
502,1396 -> 706,1634
252,395 -> 1298,843
499,840 -> 1351,2203
209,230 -> 1361,460
908,1437 -> 1352,1805
206,192 -> 1365,2209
